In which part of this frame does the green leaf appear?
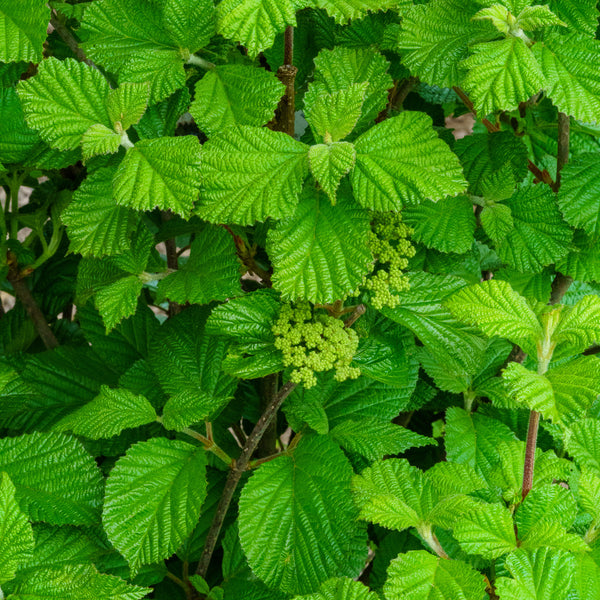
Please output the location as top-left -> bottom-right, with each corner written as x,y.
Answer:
62,167 -> 134,258
7,564 -> 149,600
516,5 -> 566,30
95,275 -> 144,333
330,419 -> 434,461
293,577 -> 378,600
496,184 -> 572,273
135,87 -> 190,140
454,503 -> 517,559
384,551 -> 486,600
494,548 -> 575,600
114,136 -> 201,217
0,432 -> 103,525
462,37 -> 545,115
81,123 -> 122,162
304,83 -> 367,143
308,142 -> 356,204
351,112 -> 467,211
312,47 -> 392,135
556,230 -> 600,283
398,0 -> 495,88
161,390 -> 232,431
311,0 -> 406,24
404,195 -> 476,254
267,187 -> 372,304
157,224 -> 241,305
103,437 -> 207,572
553,296 -> 600,356
190,64 -> 284,136
162,0 -> 217,52
217,0 -> 296,56
567,418 -> 600,475
533,33 -> 600,124
198,125 -> 308,225
577,467 -> 600,522
18,57 -> 111,150
54,385 -> 157,440
0,473 -> 33,585
445,280 -> 542,356
516,484 -> 577,536
481,203 -> 514,243
548,0 -> 599,37
0,87 -> 40,164
238,435 -> 366,594
106,82 -> 149,132
0,0 -> 50,63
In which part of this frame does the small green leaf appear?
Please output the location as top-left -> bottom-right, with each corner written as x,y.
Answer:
553,293 -> 600,356
503,363 -> 559,422
311,0 -> 406,24
81,123 -> 121,162
95,275 -> 143,333
293,577 -> 378,600
106,82 -> 149,132
308,142 -> 356,204
161,390 -> 232,431
567,418 -> 600,475
0,0 -> 50,63
516,5 -> 566,30
481,203 -> 514,243
163,0 -> 217,53
0,87 -> 40,164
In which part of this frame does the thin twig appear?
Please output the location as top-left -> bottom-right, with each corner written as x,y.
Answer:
161,211 -> 182,316
272,27 -> 297,137
553,112 -> 570,192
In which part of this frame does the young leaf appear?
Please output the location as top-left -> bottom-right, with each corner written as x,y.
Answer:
18,57 -> 111,150
308,142 -> 356,204
481,203 -> 514,243
0,473 -> 33,585
0,0 -> 50,63
267,187 -> 372,304
567,418 -> 600,475
106,82 -> 150,132
0,432 -> 103,526
445,280 -> 542,356
94,274 -> 144,333
351,112 -> 467,211
503,363 -> 559,422
162,0 -> 217,52
515,484 -> 577,537
54,385 -> 157,440
384,551 -> 486,600
311,0 -> 406,25
161,390 -> 232,431
548,0 -> 599,37
197,125 -> 309,225
293,577 -> 378,600
552,295 -> 600,356
238,435 -> 366,594
81,124 -> 122,162
103,437 -> 208,572
516,5 -> 566,30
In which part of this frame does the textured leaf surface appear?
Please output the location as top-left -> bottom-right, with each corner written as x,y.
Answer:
311,0 -> 404,24
190,64 -> 283,136
238,435 -> 365,594
162,0 -> 216,52
567,418 -> 600,475
161,390 -> 232,431
81,123 -> 121,162
0,0 -> 49,63
351,112 -> 466,211
548,0 -> 599,36
0,87 -> 40,164
268,188 -> 372,304
95,275 -> 144,333
462,37 -> 545,115
404,196 -> 476,254
106,82 -> 149,132
18,58 -> 111,150
553,296 -> 600,356
293,577 -> 378,600
0,473 -> 33,585
54,386 -> 157,440
384,551 -> 486,600
114,136 -> 201,217
198,125 -> 308,225
0,432 -> 103,525
481,203 -> 514,243
103,437 -> 207,572
308,142 -> 356,203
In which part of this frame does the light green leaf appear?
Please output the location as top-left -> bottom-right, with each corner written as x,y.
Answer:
520,520 -> 588,553
398,0 -> 495,88
157,225 -> 241,305
308,142 -> 356,204
312,47 -> 392,135
267,187 -> 372,304
494,548 -> 575,600
114,136 -> 201,217
462,37 -> 545,115
553,296 -> 600,355
0,432 -> 103,526
238,435 -> 366,594
516,5 -> 566,30
481,203 -> 514,243
190,64 -> 284,136
454,503 -> 517,559
351,112 -> 467,211
0,473 -> 33,585
198,125 -> 308,225
556,230 -> 600,283
0,87 -> 40,164
548,0 -> 598,37
7,564 -> 149,600
445,280 -> 542,355
473,4 -> 514,34
62,167 -> 134,258
578,467 -> 600,522
54,385 -> 157,440
95,275 -> 144,333
18,57 -> 111,150
163,0 -> 217,52
293,577 -> 378,600
304,83 -> 367,143
217,0 -> 296,56
572,554 -> 600,600
533,33 -> 600,125
81,123 -> 122,162
106,82 -> 149,132
384,551 -> 486,600
516,483 -> 578,535
103,437 -> 207,572
161,390 -> 232,431
567,418 -> 600,475
0,0 -> 50,63
403,195 -> 476,254
311,0 -> 405,24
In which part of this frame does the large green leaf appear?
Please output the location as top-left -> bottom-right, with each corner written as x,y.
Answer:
197,125 -> 309,225
384,551 -> 486,600
267,187 -> 372,304
548,0 -> 599,37
350,112 -> 467,211
190,64 -> 284,136
113,136 -> 202,217
18,58 -> 111,150
293,577 -> 378,600
103,437 -> 207,572
0,432 -> 103,526
0,473 -> 33,585
238,435 -> 366,594
0,0 -> 49,63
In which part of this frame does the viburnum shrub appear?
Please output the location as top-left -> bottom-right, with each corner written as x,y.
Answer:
4,0 -> 600,598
